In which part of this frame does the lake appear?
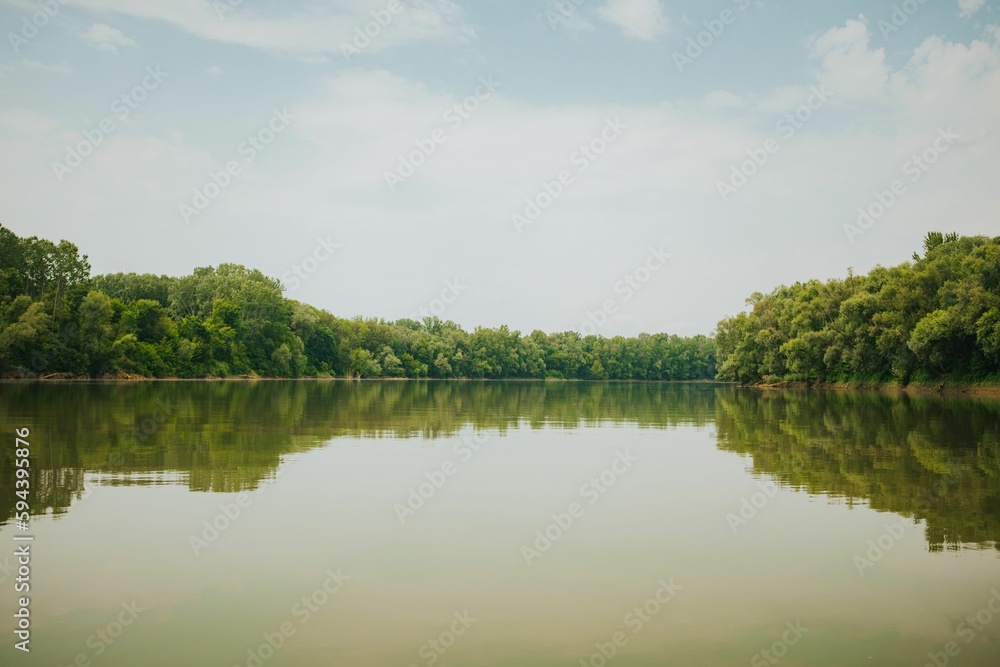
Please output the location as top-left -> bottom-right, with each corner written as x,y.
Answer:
1,381 -> 999,666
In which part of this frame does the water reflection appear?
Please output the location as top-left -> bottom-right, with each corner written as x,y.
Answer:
714,389 -> 1000,550
1,380 -> 997,550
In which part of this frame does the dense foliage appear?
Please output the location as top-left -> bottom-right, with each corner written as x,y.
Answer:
715,233 -> 1000,385
0,225 -> 716,380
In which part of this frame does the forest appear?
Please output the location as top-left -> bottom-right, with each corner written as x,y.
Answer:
3,226 -> 998,385
0,225 -> 715,380
715,232 -> 1000,385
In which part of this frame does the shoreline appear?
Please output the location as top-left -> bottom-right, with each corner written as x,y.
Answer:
0,376 -> 726,384
3,375 -> 1000,396
752,380 -> 1000,397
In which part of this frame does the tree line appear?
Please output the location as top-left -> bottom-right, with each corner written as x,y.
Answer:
6,226 -> 996,385
0,225 -> 716,380
715,232 -> 1000,385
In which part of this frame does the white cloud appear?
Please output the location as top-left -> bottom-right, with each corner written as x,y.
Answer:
598,0 -> 670,41
702,90 -> 743,109
0,108 -> 60,135
541,0 -> 593,32
22,59 -> 72,74
185,43 -> 999,332
958,0 -> 986,19
64,0 -> 473,58
81,23 -> 139,53
809,18 -> 888,100
206,65 -> 224,76
0,59 -> 71,76
749,85 -> 815,114
2,24 -> 999,336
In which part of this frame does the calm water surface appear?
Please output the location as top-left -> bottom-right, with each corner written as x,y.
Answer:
1,381 -> 998,666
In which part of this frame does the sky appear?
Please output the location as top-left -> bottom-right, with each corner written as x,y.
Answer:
0,0 -> 998,337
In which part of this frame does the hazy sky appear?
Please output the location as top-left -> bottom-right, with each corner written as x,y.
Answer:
1,0 -> 998,336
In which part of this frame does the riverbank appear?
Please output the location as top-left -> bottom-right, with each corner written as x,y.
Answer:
754,379 -> 1000,397
0,373 -> 727,384
5,372 -> 1000,396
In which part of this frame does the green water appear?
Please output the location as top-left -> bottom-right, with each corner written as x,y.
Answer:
1,381 -> 999,666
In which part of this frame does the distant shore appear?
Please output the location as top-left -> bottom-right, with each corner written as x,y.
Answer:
4,374 -> 1000,396
0,375 -> 725,383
